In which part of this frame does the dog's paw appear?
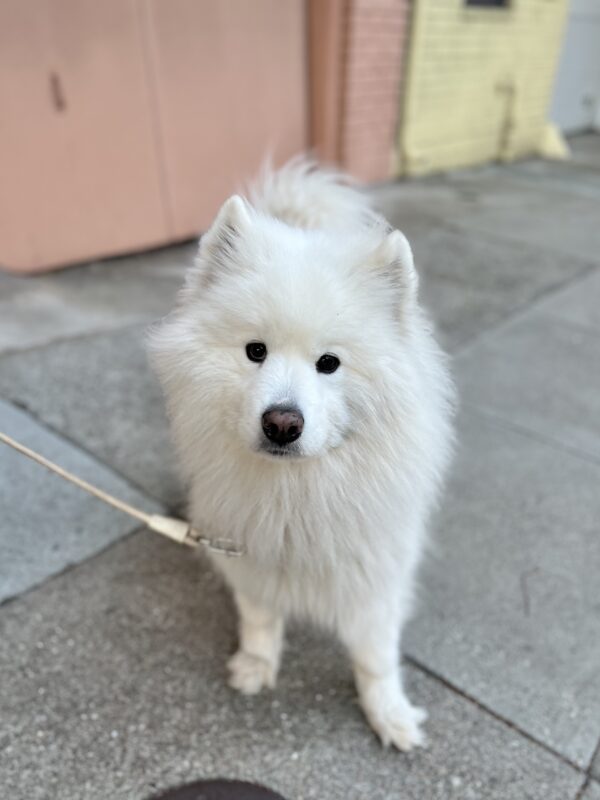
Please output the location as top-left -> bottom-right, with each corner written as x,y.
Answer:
365,703 -> 428,752
227,651 -> 277,695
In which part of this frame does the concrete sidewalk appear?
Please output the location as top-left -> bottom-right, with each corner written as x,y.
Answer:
1,135 -> 599,800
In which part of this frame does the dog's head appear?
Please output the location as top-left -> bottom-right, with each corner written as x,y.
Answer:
152,195 -> 419,463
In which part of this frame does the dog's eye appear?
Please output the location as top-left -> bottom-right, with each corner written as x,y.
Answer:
246,342 -> 267,363
316,354 -> 340,374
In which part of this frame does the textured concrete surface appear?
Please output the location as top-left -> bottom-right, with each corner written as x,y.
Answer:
0,398 -> 161,603
536,267 -> 600,334
1,135 -> 600,798
456,308 -> 600,461
376,177 -> 595,351
448,168 -> 600,262
0,327 -> 182,508
406,409 -> 600,767
582,782 -> 600,800
0,243 -> 193,356
378,165 -> 600,263
506,159 -> 600,197
0,533 -> 583,800
408,226 -> 592,351
568,133 -> 600,169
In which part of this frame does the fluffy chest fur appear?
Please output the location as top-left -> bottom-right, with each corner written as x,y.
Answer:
184,418 -> 435,626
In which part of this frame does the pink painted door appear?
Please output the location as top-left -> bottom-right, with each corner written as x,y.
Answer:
0,0 -> 307,272
0,0 -> 170,272
142,0 -> 307,239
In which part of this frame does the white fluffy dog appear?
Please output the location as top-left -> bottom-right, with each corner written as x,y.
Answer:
150,160 -> 455,751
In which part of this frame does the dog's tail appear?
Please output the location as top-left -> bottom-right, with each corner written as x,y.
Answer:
247,156 -> 381,232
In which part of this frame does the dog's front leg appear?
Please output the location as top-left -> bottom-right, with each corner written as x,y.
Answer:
340,596 -> 426,752
227,591 -> 284,695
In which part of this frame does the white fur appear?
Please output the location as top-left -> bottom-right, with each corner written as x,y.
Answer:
149,159 -> 455,751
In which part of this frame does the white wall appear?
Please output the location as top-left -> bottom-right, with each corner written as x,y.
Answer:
551,0 -> 600,133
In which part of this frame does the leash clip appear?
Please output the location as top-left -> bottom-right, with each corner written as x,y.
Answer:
191,531 -> 245,557
148,515 -> 244,557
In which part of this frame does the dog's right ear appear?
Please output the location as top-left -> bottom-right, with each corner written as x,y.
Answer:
189,195 -> 252,289
201,195 -> 251,256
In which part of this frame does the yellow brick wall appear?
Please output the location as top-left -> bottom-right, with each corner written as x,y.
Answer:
397,0 -> 569,176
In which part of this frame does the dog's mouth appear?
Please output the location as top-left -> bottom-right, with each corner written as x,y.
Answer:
258,443 -> 303,460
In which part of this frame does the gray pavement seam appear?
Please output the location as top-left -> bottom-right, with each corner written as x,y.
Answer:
461,402 -> 600,470
405,654 -> 585,775
539,311 -> 600,339
0,526 -> 146,610
0,394 -> 170,511
574,737 -> 600,800
575,778 -> 591,800
0,319 -> 152,361
453,262 -> 600,358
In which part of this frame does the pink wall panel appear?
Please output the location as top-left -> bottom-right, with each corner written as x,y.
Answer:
0,0 -> 307,272
342,0 -> 409,182
308,0 -> 409,183
0,0 -> 170,272
143,0 -> 308,239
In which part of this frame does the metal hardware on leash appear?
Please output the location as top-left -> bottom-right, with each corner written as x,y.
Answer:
0,431 -> 244,557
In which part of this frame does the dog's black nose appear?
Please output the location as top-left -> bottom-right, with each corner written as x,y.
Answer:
262,406 -> 304,446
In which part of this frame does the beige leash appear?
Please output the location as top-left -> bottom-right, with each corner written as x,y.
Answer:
0,431 -> 243,557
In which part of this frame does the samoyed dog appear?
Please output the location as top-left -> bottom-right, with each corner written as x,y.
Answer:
149,160 -> 455,751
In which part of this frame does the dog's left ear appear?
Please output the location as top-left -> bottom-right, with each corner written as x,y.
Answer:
369,229 -> 418,304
